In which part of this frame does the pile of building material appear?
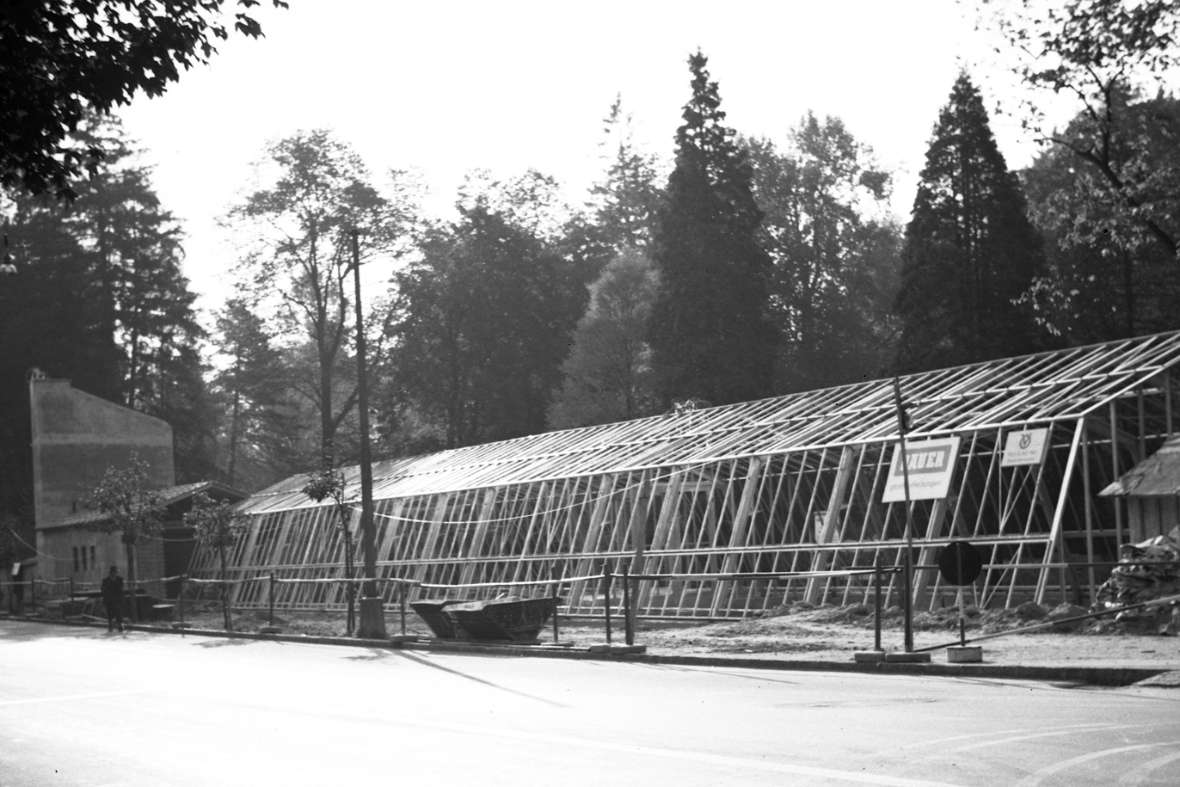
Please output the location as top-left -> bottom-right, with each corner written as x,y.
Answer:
1094,529 -> 1179,623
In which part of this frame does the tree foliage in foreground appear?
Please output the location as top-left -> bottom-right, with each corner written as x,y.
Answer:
986,0 -> 1180,259
1021,96 -> 1180,342
649,51 -> 775,407
1,0 -> 288,199
88,455 -> 164,616
183,491 -> 247,630
895,73 -> 1049,372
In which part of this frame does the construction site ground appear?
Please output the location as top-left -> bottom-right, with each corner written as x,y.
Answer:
163,600 -> 1180,674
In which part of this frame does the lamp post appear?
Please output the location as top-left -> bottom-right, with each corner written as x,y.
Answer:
351,228 -> 387,639
892,377 -> 915,653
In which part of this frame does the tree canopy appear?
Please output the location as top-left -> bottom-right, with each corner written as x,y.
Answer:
986,0 -> 1180,259
385,185 -> 587,450
1,0 -> 288,199
747,115 -> 900,393
231,129 -> 406,468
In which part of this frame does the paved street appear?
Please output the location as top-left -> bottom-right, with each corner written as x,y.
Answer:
1,620 -> 1178,786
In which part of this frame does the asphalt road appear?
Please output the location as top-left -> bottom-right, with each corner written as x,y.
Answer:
1,620 -> 1178,786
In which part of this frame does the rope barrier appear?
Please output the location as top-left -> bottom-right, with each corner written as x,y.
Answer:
629,568 -> 892,582
417,573 -> 604,590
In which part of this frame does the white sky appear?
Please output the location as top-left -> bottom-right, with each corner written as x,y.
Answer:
116,0 -> 1052,318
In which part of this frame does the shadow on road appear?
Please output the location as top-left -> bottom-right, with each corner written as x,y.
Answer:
344,648 -> 395,662
0,618 -> 113,643
652,662 -> 805,686
391,649 -> 570,708
193,636 -> 257,648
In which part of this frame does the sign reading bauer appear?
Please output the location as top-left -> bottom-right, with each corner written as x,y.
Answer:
882,436 -> 961,503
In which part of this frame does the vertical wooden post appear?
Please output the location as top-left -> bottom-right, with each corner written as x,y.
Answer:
399,581 -> 407,636
268,573 -> 276,627
602,561 -> 612,644
873,562 -> 882,652
1082,418 -> 1096,604
550,562 -> 559,644
622,564 -> 633,646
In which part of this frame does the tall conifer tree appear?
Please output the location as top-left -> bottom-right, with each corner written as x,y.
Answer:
895,73 -> 1048,371
649,52 -> 774,406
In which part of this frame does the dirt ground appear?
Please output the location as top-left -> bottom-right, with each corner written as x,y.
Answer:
173,599 -> 1180,670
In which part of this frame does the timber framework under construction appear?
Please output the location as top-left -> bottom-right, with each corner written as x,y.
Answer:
193,331 -> 1180,619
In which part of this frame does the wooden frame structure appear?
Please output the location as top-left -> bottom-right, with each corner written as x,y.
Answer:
194,332 -> 1180,618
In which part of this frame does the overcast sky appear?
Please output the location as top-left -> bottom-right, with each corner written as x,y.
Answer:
117,0 -> 1050,315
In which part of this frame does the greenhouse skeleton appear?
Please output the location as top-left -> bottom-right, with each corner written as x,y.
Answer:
192,331 -> 1180,619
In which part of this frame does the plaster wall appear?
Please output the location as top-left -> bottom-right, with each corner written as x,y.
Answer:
29,377 -> 175,529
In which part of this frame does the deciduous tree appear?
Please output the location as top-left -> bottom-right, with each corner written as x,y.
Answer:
232,130 -> 404,467
747,114 -> 900,392
548,248 -> 661,428
1021,96 -> 1180,341
183,491 -> 247,630
985,0 -> 1180,259
1,0 -> 287,199
88,455 -> 164,619
386,192 -> 586,448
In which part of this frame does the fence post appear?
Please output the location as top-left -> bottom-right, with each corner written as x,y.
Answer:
269,573 -> 276,627
399,581 -> 407,636
69,577 -> 75,599
549,566 -> 559,646
873,562 -> 882,652
178,576 -> 186,627
622,564 -> 633,646
602,561 -> 613,645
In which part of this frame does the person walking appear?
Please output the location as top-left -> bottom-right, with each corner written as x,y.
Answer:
101,565 -> 125,632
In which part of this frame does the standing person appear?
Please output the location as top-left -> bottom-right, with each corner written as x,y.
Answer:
101,565 -> 124,632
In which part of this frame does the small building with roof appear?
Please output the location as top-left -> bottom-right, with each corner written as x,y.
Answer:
1099,435 -> 1180,544
29,374 -> 243,594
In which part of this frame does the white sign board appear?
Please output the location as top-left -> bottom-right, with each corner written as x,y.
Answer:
1001,428 -> 1049,467
882,436 -> 961,503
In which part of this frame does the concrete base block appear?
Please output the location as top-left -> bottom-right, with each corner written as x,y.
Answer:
587,643 -> 646,655
258,625 -> 282,635
853,650 -> 886,663
388,634 -> 419,646
883,651 -> 932,663
947,645 -> 983,663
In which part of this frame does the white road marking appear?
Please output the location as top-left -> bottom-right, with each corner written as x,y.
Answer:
1117,749 -> 1180,785
406,716 -> 960,786
954,724 -> 1140,752
902,722 -> 1115,749
0,690 -> 145,708
1015,742 -> 1180,786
